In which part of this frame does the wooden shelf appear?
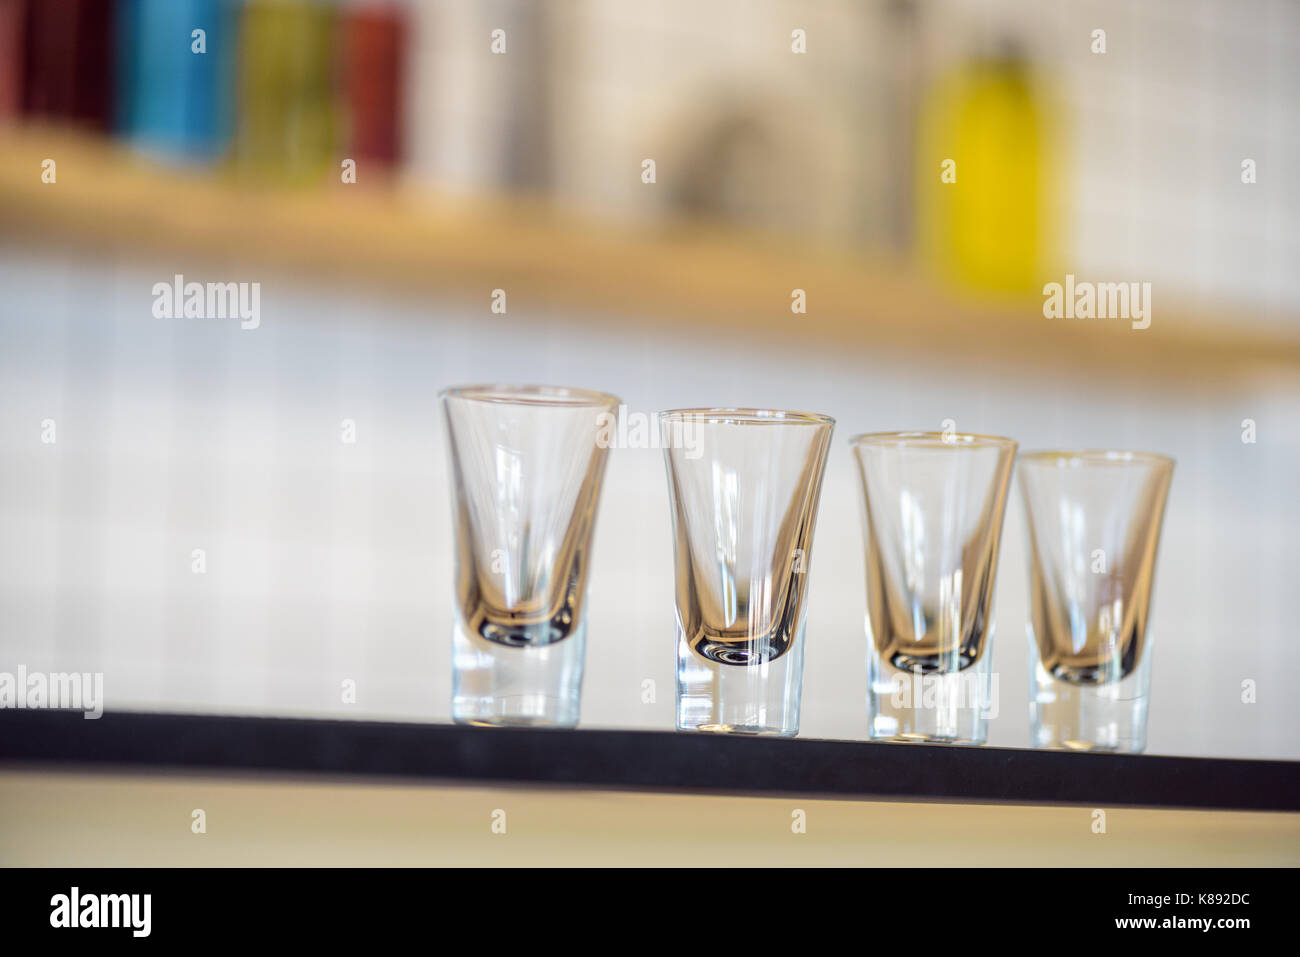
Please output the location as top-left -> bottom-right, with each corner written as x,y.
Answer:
2,709 -> 1297,812
2,126 -> 1297,382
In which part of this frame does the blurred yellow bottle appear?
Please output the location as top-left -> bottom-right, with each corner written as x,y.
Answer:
916,51 -> 1054,297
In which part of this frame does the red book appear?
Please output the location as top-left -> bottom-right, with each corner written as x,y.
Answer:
0,0 -> 25,118
341,3 -> 407,168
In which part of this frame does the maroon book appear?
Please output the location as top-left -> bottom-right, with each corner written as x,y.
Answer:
23,0 -> 116,129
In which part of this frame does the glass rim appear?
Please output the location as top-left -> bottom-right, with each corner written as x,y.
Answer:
849,430 -> 1018,449
1019,448 -> 1176,469
657,407 -> 835,427
439,384 -> 620,407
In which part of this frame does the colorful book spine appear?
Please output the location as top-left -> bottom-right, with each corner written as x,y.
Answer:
234,0 -> 339,185
115,0 -> 236,161
340,2 -> 408,170
22,0 -> 118,129
0,0 -> 25,119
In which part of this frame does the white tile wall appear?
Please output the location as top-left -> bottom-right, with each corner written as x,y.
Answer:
902,0 -> 1300,320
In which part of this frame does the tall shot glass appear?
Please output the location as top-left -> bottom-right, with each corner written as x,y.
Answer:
851,432 -> 1018,745
1018,450 -> 1174,753
661,409 -> 834,737
441,385 -> 619,728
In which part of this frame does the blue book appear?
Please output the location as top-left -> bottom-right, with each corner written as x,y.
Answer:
116,0 -> 235,161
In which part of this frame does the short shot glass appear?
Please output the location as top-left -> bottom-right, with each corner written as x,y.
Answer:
1017,450 -> 1174,753
661,408 -> 834,737
441,384 -> 619,728
851,431 -> 1018,745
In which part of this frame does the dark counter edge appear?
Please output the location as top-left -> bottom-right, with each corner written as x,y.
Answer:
1,710 -> 1297,812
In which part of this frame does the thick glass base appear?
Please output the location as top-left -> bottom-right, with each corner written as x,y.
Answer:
1029,661 -> 1149,753
675,621 -> 805,737
451,619 -> 586,729
867,653 -> 995,746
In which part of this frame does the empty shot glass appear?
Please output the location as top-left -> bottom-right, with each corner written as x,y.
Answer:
1018,450 -> 1174,753
441,385 -> 619,728
851,431 -> 1018,745
661,409 -> 834,737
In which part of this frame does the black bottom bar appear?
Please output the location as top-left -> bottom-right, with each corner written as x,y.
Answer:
1,709 -> 1297,811
0,867 -> 1286,943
